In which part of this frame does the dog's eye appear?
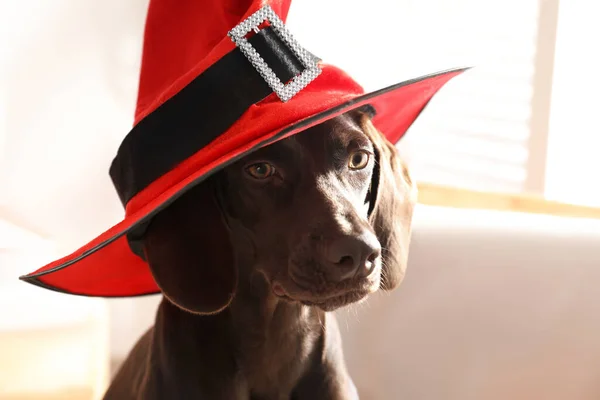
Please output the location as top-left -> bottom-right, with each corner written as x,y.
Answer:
348,150 -> 370,170
246,162 -> 276,179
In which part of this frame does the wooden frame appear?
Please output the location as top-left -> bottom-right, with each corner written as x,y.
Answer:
417,182 -> 600,220
525,0 -> 561,194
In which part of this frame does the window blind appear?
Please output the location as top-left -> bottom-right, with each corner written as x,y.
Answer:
289,0 -> 543,195
395,0 -> 542,194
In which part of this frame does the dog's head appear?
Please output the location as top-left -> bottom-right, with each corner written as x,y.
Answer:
143,107 -> 417,314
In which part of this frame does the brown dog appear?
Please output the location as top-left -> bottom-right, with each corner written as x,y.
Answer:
104,106 -> 416,399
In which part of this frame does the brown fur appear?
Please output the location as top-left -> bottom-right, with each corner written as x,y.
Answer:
104,108 -> 416,399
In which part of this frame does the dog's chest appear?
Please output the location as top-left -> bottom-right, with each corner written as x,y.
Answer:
235,304 -> 321,398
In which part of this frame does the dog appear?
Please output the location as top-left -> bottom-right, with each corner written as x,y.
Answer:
104,105 -> 416,399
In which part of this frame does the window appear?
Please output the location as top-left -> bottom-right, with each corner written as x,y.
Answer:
290,0 -> 547,193
292,0 -> 600,212
384,0 -> 546,194
544,1 -> 600,207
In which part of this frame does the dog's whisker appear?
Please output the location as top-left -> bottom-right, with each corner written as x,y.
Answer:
352,306 -> 361,324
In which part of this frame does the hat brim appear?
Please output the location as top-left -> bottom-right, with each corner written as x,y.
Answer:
20,67 -> 469,297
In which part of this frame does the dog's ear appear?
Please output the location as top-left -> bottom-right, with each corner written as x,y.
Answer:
359,111 -> 417,291
143,179 -> 236,315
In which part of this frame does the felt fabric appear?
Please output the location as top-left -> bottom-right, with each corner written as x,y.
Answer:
134,0 -> 293,125
110,26 -> 314,206
20,0 -> 468,297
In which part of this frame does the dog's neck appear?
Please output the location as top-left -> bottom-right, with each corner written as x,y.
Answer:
152,264 -> 326,398
234,265 -> 324,338
231,269 -> 325,386
226,223 -> 326,368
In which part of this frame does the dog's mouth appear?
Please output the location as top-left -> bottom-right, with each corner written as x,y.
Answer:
299,290 -> 371,311
271,275 -> 379,311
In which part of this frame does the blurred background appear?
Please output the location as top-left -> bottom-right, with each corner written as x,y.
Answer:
1,0 -> 599,399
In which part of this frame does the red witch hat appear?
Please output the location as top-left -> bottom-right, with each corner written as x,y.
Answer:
20,0 -> 468,297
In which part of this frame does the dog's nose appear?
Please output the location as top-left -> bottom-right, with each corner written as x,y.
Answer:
324,232 -> 381,282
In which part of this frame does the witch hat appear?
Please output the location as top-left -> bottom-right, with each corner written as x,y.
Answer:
20,0 -> 468,297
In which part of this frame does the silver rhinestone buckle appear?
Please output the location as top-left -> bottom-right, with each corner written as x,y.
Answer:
228,5 -> 322,102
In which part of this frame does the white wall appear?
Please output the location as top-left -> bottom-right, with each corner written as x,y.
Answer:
1,0 -> 147,255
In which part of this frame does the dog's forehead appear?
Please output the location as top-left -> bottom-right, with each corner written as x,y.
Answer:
297,113 -> 370,148
245,113 -> 371,163
322,113 -> 365,137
